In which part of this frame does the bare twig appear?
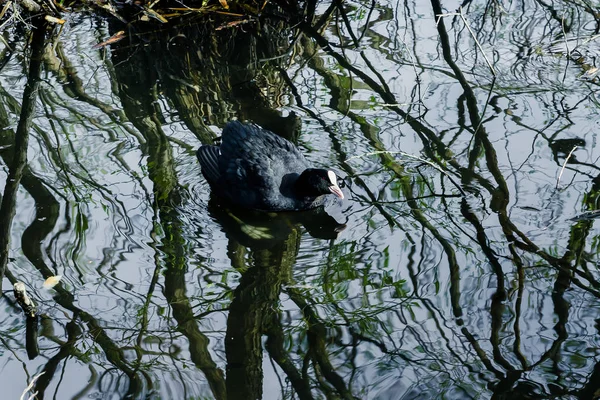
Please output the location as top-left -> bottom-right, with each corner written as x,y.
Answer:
19,371 -> 45,400
0,1 -> 12,20
556,145 -> 578,189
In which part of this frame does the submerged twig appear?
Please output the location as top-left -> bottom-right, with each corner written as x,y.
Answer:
556,145 -> 578,189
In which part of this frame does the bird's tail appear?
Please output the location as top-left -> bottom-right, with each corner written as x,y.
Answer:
196,145 -> 221,184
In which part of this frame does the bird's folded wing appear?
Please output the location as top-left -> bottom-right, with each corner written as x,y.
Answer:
196,145 -> 221,184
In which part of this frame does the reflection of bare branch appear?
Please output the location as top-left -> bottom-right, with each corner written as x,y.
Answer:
348,150 -> 466,196
335,0 -> 394,94
51,42 -> 125,118
288,288 -> 356,400
265,317 -> 314,400
0,18 -> 46,294
436,8 -> 497,76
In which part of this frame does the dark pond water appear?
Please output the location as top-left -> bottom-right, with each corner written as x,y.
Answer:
2,0 -> 600,399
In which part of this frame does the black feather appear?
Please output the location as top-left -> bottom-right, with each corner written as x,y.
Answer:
196,146 -> 221,184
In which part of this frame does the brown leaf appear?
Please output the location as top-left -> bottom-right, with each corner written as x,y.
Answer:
215,19 -> 249,31
92,31 -> 126,50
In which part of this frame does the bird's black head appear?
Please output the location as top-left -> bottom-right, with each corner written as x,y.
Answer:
295,169 -> 344,200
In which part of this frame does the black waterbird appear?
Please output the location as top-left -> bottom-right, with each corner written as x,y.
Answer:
197,121 -> 344,211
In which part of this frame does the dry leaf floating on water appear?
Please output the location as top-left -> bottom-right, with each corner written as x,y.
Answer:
43,275 -> 62,289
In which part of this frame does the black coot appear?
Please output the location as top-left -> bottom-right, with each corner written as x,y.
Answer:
197,121 -> 344,211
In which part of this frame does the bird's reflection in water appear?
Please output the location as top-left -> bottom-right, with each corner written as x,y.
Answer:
206,197 -> 346,399
207,196 -> 346,249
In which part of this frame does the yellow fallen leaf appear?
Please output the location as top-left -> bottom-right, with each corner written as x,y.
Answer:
43,275 -> 62,289
44,15 -> 66,25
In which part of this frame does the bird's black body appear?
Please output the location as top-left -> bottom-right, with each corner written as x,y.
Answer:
197,121 -> 343,211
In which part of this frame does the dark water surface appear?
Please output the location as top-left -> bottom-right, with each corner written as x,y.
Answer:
2,0 -> 600,399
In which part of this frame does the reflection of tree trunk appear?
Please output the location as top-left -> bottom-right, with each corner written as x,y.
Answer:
287,289 -> 355,400
0,76 -> 142,398
32,318 -> 81,398
0,97 -> 60,281
265,314 -> 314,400
577,359 -> 600,399
163,258 -> 227,400
225,230 -> 300,399
160,204 -> 227,400
0,18 -> 46,294
109,29 -> 228,400
226,255 -> 266,400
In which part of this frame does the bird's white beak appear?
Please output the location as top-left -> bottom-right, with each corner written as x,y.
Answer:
329,185 -> 344,199
327,171 -> 344,199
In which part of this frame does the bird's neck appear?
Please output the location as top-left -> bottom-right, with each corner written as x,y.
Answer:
293,171 -> 319,199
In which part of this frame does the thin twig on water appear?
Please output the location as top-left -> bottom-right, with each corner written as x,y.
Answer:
561,15 -> 570,58
556,145 -> 578,189
19,371 -> 45,400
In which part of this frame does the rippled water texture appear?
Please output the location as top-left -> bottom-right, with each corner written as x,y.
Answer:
2,0 -> 600,398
